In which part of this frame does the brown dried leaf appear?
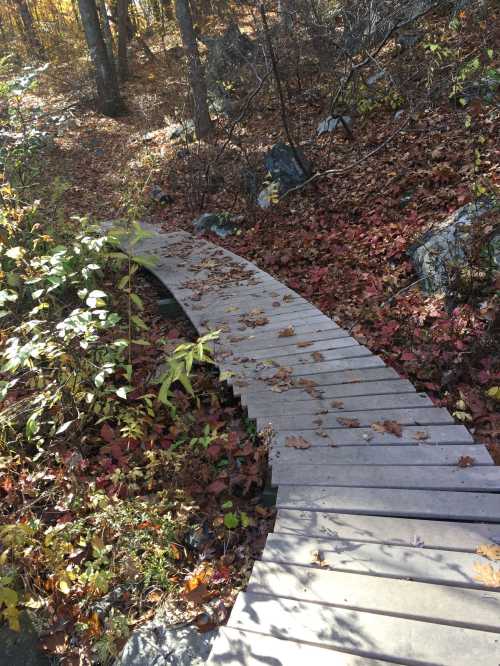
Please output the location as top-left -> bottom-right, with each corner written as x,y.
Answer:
458,455 -> 475,468
476,544 -> 500,561
473,562 -> 500,588
285,435 -> 311,449
297,341 -> 313,348
331,400 -> 345,409
312,351 -> 325,361
371,420 -> 402,437
278,325 -> 295,337
337,417 -> 360,428
413,431 -> 429,441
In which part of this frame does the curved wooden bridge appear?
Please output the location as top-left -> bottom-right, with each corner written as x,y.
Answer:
121,225 -> 500,665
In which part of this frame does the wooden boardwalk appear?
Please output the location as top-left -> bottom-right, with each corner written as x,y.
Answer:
122,226 -> 500,665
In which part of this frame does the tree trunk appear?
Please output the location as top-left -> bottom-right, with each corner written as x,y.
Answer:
117,0 -> 129,81
14,0 -> 45,58
78,0 -> 123,116
96,0 -> 115,66
174,0 -> 212,140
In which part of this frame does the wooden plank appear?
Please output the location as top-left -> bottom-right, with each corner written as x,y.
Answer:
241,379 -> 417,406
248,562 -> 500,632
272,464 -> 500,491
236,345 -> 373,367
274,510 -> 500,551
208,628 -> 400,666
228,356 -> 386,386
270,444 -> 493,466
271,425 -> 473,447
227,593 -> 500,666
261,533 -> 496,588
237,367 -> 401,393
256,407 -> 455,431
221,326 -> 349,351
248,392 -> 432,417
243,336 -> 360,359
276,486 -> 500,521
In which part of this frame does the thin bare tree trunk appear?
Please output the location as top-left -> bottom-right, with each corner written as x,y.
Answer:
117,0 -> 129,81
78,0 -> 123,116
14,0 -> 45,58
174,0 -> 212,140
96,0 -> 115,66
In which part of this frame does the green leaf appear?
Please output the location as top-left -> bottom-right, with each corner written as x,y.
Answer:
130,293 -> 144,310
131,254 -> 157,269
131,315 -> 148,331
118,274 -> 129,290
486,386 -> 500,401
224,513 -> 239,529
116,386 -> 129,400
221,500 -> 233,509
240,512 -> 250,528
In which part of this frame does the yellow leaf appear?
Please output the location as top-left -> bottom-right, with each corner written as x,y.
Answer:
58,579 -> 71,595
2,604 -> 20,631
486,386 -> 500,401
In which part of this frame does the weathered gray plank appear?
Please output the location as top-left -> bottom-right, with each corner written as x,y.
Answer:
249,392 -> 432,417
227,593 -> 500,666
208,628 -> 400,666
270,444 -> 492,466
271,425 -> 473,447
221,327 -> 350,353
272,464 -> 500,491
235,345 -> 373,368
257,407 -> 454,431
241,336 -> 360,360
241,379 -> 417,406
234,367 -> 401,394
274,510 -> 500,551
262,533 -> 496,588
277,486 -> 500,520
248,562 -> 500,631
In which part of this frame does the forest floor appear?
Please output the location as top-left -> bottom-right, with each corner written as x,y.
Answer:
34,8 -> 499,464
5,7 -> 498,662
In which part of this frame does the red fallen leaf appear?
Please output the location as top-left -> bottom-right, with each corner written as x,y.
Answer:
206,479 -> 227,494
100,423 -> 115,443
371,420 -> 402,437
401,351 -> 417,362
337,417 -> 360,427
285,435 -> 311,449
206,444 -> 222,460
458,455 -> 475,468
166,328 -> 180,339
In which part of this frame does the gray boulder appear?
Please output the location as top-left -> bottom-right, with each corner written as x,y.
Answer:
317,115 -> 352,136
116,619 -> 217,666
192,213 -> 237,238
168,120 -> 195,143
0,611 -> 50,666
264,142 -> 310,195
408,199 -> 499,292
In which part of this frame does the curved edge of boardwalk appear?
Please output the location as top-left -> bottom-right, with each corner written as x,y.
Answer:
118,225 -> 500,666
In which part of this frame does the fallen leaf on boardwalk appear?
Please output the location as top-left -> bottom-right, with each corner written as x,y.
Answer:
283,294 -> 293,302
297,341 -> 313,348
371,420 -> 402,437
413,431 -> 429,441
337,417 -> 360,427
457,455 -> 475,468
331,400 -> 345,409
278,325 -> 295,337
272,301 -> 281,307
312,351 -> 324,361
473,563 -> 500,588
311,549 -> 328,568
477,544 -> 500,560
285,436 -> 311,449
249,308 -> 263,316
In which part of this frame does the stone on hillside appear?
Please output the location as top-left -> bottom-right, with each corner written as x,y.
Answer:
367,70 -> 386,86
264,142 -> 310,196
168,120 -> 195,143
116,619 -> 217,666
192,213 -> 236,238
408,198 -> 498,292
317,115 -> 352,136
